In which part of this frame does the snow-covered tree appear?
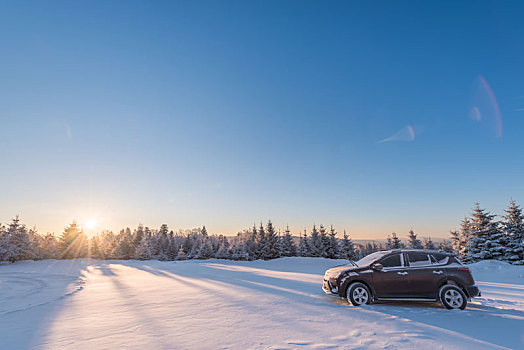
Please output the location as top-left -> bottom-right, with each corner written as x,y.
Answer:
502,199 -> 524,264
307,225 -> 323,257
324,225 -> 340,259
278,226 -> 296,257
407,230 -> 422,249
134,234 -> 152,260
439,239 -> 453,253
339,230 -> 356,260
59,221 -> 89,259
0,217 -> 35,262
297,230 -> 309,257
39,233 -> 60,259
389,232 -> 402,249
465,203 -> 505,262
113,228 -> 134,259
261,220 -> 279,260
216,235 -> 231,259
423,237 -> 436,250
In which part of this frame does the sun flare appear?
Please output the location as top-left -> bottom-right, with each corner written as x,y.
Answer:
84,220 -> 98,230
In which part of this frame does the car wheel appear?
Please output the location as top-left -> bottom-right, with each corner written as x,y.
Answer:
439,285 -> 467,310
347,282 -> 371,306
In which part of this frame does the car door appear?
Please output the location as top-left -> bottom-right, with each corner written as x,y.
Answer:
372,253 -> 411,298
405,252 -> 445,299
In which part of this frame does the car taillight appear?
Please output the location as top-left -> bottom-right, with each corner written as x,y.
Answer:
458,267 -> 470,272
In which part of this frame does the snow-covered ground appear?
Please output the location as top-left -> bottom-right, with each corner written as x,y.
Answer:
0,258 -> 522,349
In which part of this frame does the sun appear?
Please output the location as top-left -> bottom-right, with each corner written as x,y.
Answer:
84,220 -> 98,230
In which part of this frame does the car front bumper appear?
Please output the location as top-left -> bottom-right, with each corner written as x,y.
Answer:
466,285 -> 481,298
322,279 -> 338,295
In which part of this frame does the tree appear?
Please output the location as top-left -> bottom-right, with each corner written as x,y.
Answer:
260,220 -> 279,259
439,239 -> 453,253
319,225 -> 330,258
134,234 -> 152,260
423,237 -> 436,250
113,228 -> 134,259
253,223 -> 266,259
297,230 -> 309,257
308,225 -> 323,257
324,225 -> 340,259
456,217 -> 472,260
59,221 -> 89,259
465,203 -> 504,262
216,235 -> 231,259
407,230 -> 422,249
502,199 -> 524,264
0,216 -> 35,262
339,230 -> 356,260
279,226 -> 297,257
40,233 -> 60,259
390,232 -> 402,249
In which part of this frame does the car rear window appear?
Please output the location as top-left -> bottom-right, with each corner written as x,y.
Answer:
406,252 -> 431,267
380,254 -> 402,267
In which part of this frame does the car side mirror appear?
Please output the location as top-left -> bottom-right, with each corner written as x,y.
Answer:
371,263 -> 383,271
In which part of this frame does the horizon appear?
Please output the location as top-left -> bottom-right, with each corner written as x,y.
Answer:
1,1 -> 523,239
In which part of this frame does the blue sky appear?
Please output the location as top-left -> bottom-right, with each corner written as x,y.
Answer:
1,1 -> 523,239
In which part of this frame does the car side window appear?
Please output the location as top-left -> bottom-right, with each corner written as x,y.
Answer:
379,254 -> 402,268
407,252 -> 431,267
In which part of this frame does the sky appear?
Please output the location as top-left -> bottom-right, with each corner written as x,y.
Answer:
1,1 -> 523,239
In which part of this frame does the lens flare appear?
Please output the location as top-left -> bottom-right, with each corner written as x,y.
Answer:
378,125 -> 415,143
469,75 -> 502,138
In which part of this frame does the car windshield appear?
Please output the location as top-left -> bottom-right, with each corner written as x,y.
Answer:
354,251 -> 390,267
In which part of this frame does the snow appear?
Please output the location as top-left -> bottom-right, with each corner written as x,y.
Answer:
0,258 -> 522,349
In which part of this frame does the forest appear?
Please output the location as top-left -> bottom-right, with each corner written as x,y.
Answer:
1,200 -> 522,265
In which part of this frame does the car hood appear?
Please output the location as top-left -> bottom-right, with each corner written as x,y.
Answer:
324,265 -> 360,279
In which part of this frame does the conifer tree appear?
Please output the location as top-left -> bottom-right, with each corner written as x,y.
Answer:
325,225 -> 340,259
216,235 -> 231,259
457,217 -> 471,260
254,223 -> 267,259
279,225 -> 297,257
439,239 -> 453,253
407,230 -> 422,249
0,217 -> 34,262
59,221 -> 89,259
134,235 -> 152,260
423,237 -> 435,250
465,203 -> 504,262
319,225 -> 330,258
339,230 -> 356,260
390,232 -> 402,249
308,225 -> 323,257
502,199 -> 524,264
297,230 -> 309,257
40,233 -> 60,259
114,228 -> 134,259
263,220 -> 280,259
175,245 -> 187,260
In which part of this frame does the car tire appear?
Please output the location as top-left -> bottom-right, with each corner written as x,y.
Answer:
439,285 -> 467,310
346,282 -> 371,306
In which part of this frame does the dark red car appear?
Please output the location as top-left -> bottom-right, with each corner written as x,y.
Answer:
323,249 -> 480,310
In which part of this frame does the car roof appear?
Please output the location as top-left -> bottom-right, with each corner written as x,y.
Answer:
385,249 -> 454,255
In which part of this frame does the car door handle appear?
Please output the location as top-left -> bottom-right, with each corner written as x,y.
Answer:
397,272 -> 408,275
432,270 -> 443,274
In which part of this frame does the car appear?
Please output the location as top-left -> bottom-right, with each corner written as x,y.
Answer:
322,249 -> 481,310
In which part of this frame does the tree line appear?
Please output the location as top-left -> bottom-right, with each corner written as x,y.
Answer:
0,199 -> 522,265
